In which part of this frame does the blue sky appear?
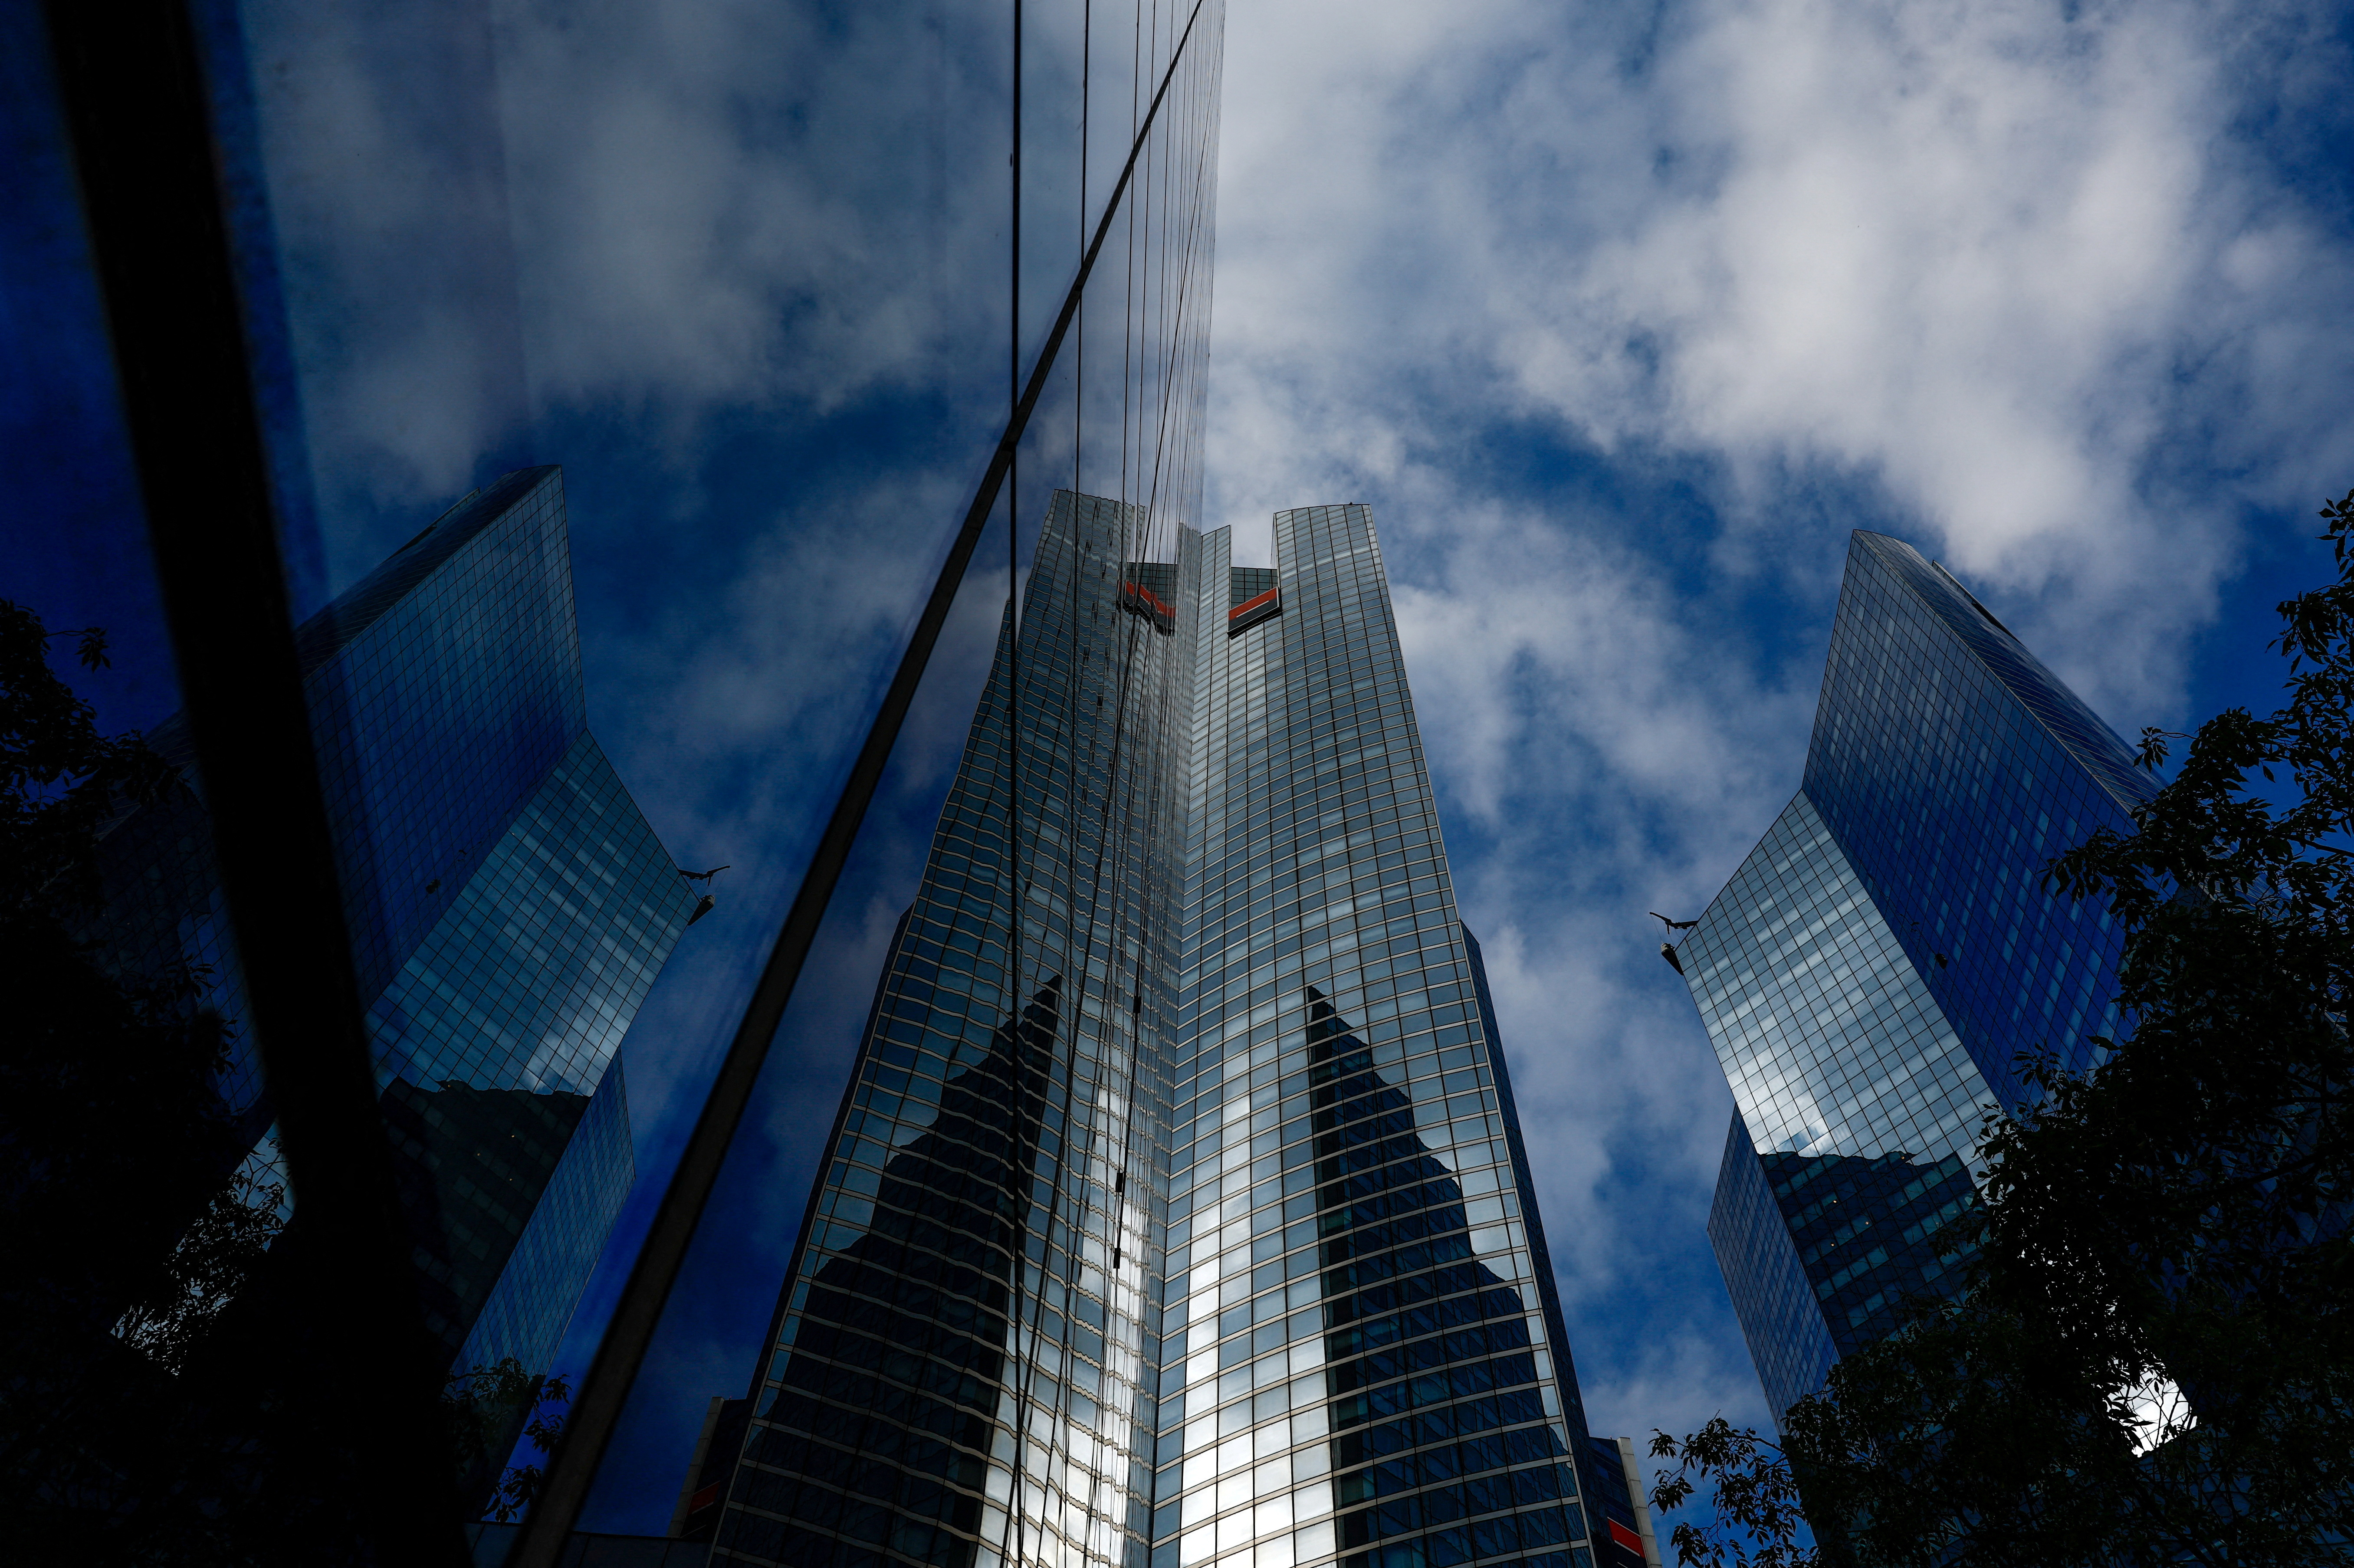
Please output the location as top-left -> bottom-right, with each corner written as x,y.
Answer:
9,0 -> 2354,1535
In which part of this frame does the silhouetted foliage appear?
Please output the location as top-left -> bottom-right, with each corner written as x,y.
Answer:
1651,493 -> 2354,1566
1770,1295 -> 2244,1567
446,1358 -> 572,1523
1648,1419 -> 1816,1568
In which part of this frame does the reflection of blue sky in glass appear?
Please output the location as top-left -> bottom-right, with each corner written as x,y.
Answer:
1805,535 -> 2145,1105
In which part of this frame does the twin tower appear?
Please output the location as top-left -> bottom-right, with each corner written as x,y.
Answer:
696,494 -> 1659,1568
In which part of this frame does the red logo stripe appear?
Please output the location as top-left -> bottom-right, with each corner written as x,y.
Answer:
1228,586 -> 1280,621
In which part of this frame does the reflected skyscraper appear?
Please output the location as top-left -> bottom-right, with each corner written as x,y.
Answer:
709,495 -> 1636,1568
1677,532 -> 2148,1423
89,467 -> 699,1382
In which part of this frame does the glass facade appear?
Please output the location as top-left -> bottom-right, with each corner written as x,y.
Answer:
84,467 -> 698,1372
717,489 -> 1190,1568
1680,531 -> 2153,1423
714,495 -> 1608,1568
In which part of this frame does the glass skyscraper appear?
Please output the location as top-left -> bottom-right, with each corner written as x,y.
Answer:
708,494 -> 1625,1568
88,466 -> 699,1379
1678,531 -> 2151,1423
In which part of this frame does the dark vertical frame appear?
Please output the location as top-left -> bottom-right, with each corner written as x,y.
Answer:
40,0 -> 469,1557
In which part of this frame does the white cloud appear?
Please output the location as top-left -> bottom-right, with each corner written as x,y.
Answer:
246,0 -> 1088,526
242,0 -> 535,502
1382,505 -> 1802,1434
1211,0 -> 2354,707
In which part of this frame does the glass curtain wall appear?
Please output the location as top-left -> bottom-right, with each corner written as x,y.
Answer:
711,499 -> 1615,1568
78,465 -> 703,1480
13,0 -> 1232,1550
1162,504 -> 1601,1568
715,488 -> 1198,1568
1005,0 -> 1228,549
1678,530 -> 2153,1424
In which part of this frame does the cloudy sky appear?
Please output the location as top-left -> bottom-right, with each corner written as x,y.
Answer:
10,0 -> 2354,1535
1202,0 -> 2354,1499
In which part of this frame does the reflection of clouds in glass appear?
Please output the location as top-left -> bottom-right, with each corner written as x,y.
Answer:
999,1056 -> 1156,1568
1686,794 -> 1986,1168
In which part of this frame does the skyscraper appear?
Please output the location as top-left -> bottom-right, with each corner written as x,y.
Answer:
88,466 -> 699,1381
706,494 -> 1621,1568
1677,531 -> 2150,1423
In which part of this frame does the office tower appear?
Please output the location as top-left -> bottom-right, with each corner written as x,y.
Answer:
709,495 -> 1616,1568
1173,507 -> 1604,1568
88,467 -> 699,1381
1677,531 -> 2150,1423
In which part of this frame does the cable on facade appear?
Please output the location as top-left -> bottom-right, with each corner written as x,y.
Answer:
1076,0 -> 1092,500
992,8 -> 1225,1559
998,521 -> 1152,1566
